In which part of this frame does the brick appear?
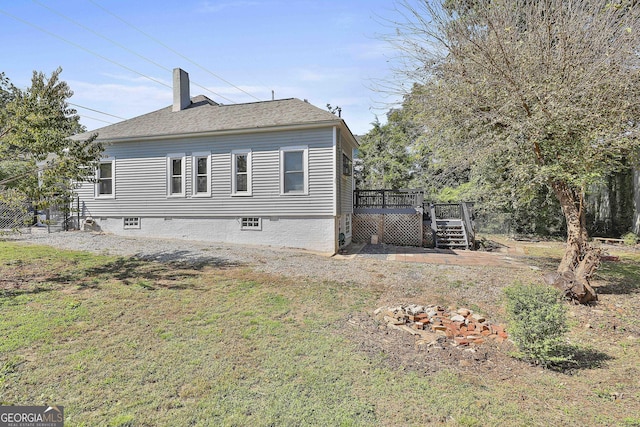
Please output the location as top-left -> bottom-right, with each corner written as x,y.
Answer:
415,313 -> 430,320
384,316 -> 405,326
491,325 -> 505,334
454,337 -> 470,346
472,313 -> 486,323
457,308 -> 471,317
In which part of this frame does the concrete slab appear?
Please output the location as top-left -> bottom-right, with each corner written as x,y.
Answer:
345,243 -> 526,268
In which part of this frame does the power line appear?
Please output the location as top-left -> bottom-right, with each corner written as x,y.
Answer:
32,0 -> 237,104
68,102 -> 126,120
0,7 -> 171,90
79,114 -> 115,125
88,0 -> 263,102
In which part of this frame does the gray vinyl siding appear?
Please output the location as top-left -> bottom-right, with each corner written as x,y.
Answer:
76,128 -> 337,218
339,133 -> 357,215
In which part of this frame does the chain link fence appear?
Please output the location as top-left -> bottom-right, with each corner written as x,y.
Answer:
0,202 -> 33,231
0,197 -> 76,233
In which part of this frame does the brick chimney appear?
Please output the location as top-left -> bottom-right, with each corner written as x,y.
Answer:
173,68 -> 190,112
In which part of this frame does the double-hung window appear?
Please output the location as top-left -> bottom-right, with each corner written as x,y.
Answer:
167,153 -> 186,197
280,146 -> 308,195
231,149 -> 252,196
192,152 -> 211,197
95,158 -> 115,198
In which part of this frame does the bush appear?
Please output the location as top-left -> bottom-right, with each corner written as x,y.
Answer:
622,232 -> 639,246
504,283 -> 572,367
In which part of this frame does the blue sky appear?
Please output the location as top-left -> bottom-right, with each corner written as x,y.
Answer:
0,0 -> 404,135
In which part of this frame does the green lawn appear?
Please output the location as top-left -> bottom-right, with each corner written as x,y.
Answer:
1,241 -> 639,426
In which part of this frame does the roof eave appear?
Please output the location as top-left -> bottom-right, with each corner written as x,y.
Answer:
91,120 -> 343,143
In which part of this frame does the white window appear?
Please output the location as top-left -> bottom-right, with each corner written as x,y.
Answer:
95,158 -> 115,198
192,152 -> 211,197
241,217 -> 261,230
123,217 -> 140,229
232,149 -> 252,196
167,154 -> 186,197
280,146 -> 308,195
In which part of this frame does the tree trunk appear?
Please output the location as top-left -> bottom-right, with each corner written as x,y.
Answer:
546,181 -> 599,304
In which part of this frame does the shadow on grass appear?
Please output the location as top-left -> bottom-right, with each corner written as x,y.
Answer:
544,345 -> 613,374
0,283 -> 55,299
54,251 -> 244,291
521,256 -> 560,271
594,261 -> 640,295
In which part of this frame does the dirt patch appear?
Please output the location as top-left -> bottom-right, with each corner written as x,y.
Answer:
342,310 -> 525,375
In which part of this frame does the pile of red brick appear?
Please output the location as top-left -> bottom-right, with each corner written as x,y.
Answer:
374,304 -> 509,346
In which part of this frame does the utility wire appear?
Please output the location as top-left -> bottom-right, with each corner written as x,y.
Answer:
79,114 -> 115,125
88,0 -> 263,102
0,7 -> 172,90
32,3 -> 233,103
68,102 -> 126,120
32,0 -> 237,104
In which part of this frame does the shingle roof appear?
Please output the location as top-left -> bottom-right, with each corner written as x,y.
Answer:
74,96 -> 345,141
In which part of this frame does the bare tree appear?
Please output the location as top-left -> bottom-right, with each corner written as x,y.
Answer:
388,0 -> 640,302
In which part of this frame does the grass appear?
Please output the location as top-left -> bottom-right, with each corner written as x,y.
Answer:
1,240 -> 639,426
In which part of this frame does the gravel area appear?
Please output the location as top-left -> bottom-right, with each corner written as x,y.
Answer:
5,229 -> 538,308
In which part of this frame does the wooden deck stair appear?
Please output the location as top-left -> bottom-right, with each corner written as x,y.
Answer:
434,219 -> 469,249
429,203 -> 475,250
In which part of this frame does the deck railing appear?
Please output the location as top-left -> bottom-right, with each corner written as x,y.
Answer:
353,189 -> 424,209
433,203 -> 463,219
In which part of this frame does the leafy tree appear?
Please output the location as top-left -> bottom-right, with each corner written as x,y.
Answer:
0,68 -> 102,216
388,0 -> 640,302
356,110 -> 418,189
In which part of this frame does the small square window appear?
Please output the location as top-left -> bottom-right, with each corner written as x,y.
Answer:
123,217 -> 140,229
241,217 -> 261,230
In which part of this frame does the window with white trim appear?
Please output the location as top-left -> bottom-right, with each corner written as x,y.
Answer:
232,149 -> 252,195
167,154 -> 186,197
95,159 -> 115,198
123,217 -> 140,229
280,146 -> 308,195
192,152 -> 211,196
241,217 -> 261,230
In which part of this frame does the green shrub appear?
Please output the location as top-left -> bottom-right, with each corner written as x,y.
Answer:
504,283 -> 572,367
622,232 -> 639,246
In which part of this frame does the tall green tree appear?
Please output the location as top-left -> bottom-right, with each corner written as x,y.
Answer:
388,0 -> 640,302
0,68 -> 102,214
357,109 -> 420,189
